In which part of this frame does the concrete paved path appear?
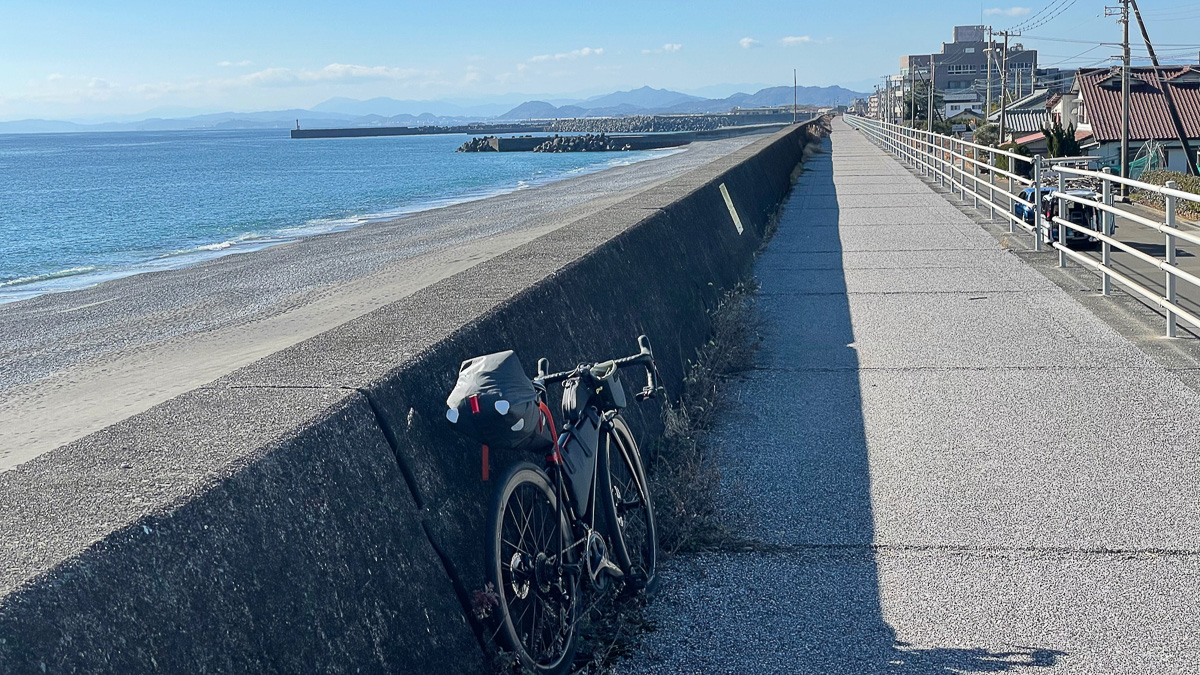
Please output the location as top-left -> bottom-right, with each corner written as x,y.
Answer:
618,118 -> 1200,673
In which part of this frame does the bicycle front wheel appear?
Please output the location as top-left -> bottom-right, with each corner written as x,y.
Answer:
598,416 -> 658,590
487,462 -> 579,675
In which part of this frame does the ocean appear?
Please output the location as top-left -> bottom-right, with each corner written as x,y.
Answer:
0,129 -> 673,304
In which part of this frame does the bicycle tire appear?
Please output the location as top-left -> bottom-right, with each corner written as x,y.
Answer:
486,461 -> 579,675
597,416 -> 658,590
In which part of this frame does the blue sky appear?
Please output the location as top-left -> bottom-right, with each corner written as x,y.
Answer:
1,0 -> 1198,120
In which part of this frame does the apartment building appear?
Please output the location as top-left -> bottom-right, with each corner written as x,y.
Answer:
900,25 -> 1037,97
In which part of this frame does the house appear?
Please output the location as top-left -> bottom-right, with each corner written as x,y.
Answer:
1057,66 -> 1200,174
987,88 -> 1056,141
944,90 -> 984,120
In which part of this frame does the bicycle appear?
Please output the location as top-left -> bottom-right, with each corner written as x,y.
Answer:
447,336 -> 661,674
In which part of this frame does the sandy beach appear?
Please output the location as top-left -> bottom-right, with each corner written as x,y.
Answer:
0,136 -> 761,471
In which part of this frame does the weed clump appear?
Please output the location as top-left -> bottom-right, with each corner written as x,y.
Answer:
648,283 -> 758,554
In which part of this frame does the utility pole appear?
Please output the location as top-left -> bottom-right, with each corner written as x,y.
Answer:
1105,0 -> 1132,192
999,31 -> 1012,145
793,69 -> 798,124
883,76 -> 891,124
928,56 -> 936,133
1122,0 -> 1131,190
1130,0 -> 1196,176
985,26 -> 994,118
909,62 -> 916,126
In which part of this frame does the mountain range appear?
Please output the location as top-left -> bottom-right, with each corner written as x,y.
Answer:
0,85 -> 867,134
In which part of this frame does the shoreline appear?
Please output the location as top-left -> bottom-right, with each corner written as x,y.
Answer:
0,146 -> 684,305
0,134 -> 765,470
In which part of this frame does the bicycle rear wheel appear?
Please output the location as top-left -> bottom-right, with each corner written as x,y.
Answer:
598,416 -> 658,590
487,462 -> 579,675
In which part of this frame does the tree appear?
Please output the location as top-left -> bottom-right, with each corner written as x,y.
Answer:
974,123 -> 1000,147
902,81 -> 945,126
1041,120 -> 1081,158
996,142 -> 1033,178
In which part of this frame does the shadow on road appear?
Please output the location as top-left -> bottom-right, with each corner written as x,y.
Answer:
733,136 -> 1065,673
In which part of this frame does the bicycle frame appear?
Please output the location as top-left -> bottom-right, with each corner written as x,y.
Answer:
534,378 -> 603,585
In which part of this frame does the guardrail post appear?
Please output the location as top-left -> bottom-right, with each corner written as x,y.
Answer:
942,137 -> 949,188
988,146 -> 997,221
933,135 -> 940,184
949,138 -> 956,196
1166,180 -> 1178,338
954,139 -> 962,199
954,139 -> 961,198
1102,168 -> 1113,296
921,130 -> 928,177
1058,172 -> 1068,268
1033,155 -> 1044,252
973,152 -> 979,209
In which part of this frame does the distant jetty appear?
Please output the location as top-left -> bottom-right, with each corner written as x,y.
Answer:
290,112 -> 802,140
455,123 -> 794,153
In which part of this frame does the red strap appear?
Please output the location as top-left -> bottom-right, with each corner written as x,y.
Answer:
538,401 -> 563,464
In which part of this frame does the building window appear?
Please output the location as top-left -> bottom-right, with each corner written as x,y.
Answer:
947,64 -> 976,75
965,47 -> 976,53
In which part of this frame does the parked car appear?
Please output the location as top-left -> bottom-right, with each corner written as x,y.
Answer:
1047,189 -> 1112,244
1013,187 -> 1057,225
1013,187 -> 1113,245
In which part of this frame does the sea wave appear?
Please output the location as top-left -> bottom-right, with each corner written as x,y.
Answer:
160,232 -> 273,258
1,144 -> 686,304
0,266 -> 98,288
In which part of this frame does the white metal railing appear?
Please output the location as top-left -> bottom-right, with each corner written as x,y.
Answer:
845,114 -> 1200,338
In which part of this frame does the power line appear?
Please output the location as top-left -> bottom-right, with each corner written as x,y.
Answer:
1009,0 -> 1070,32
1016,0 -> 1082,33
1040,43 -> 1105,67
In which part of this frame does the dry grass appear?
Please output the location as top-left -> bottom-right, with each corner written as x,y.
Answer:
648,282 -> 758,555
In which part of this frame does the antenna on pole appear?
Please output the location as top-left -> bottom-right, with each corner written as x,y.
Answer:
1106,0 -> 1131,192
1130,0 -> 1196,176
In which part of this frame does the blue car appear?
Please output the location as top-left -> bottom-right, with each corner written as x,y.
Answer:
1013,187 -> 1057,224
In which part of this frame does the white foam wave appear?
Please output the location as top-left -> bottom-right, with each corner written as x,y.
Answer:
0,266 -> 98,289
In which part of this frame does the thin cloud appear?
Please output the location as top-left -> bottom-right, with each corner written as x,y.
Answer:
240,63 -> 423,86
642,43 -> 683,54
984,6 -> 1031,16
780,36 -> 814,46
739,37 -> 762,49
528,47 -> 604,63
217,60 -> 253,67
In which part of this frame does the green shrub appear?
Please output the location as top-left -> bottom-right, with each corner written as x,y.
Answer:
995,142 -> 1033,178
1132,170 -> 1200,218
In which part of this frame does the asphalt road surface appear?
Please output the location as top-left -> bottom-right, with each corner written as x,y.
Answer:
617,119 -> 1200,674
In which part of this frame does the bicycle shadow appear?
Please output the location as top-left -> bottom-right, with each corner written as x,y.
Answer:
624,131 -> 1067,674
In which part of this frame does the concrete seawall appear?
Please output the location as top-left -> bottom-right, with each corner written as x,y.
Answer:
0,119 -> 828,673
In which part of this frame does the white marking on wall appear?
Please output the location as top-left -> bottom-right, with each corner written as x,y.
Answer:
719,183 -> 744,235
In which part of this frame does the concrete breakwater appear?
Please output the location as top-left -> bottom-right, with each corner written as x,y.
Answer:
0,119 -> 829,673
458,123 -> 791,153
289,113 -> 802,140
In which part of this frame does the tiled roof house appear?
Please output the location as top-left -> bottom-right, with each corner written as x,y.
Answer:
1058,66 -> 1200,173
